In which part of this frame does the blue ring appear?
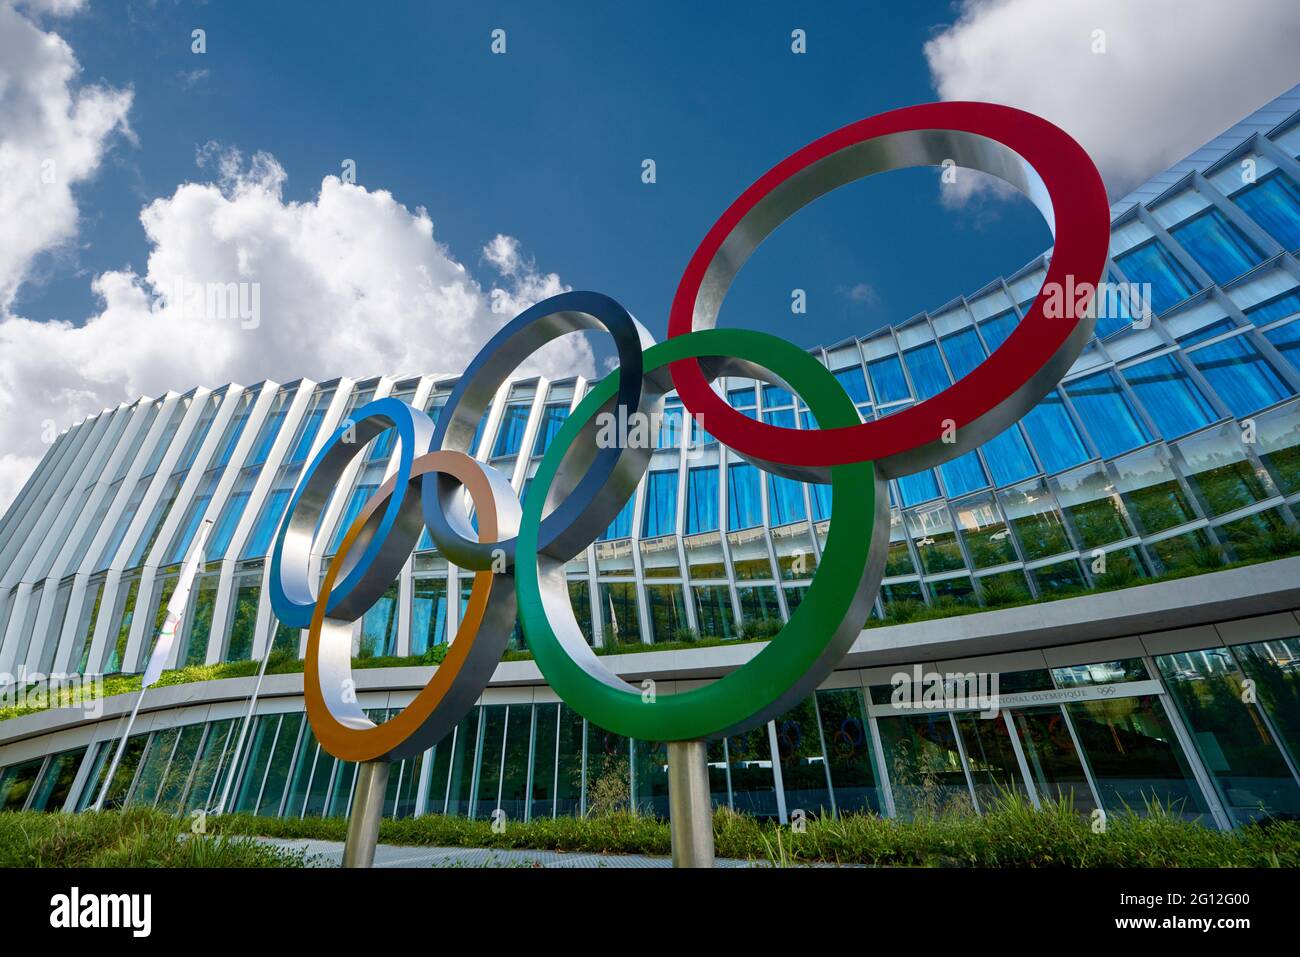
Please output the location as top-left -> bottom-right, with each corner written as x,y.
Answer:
269,396 -> 434,628
421,290 -> 654,570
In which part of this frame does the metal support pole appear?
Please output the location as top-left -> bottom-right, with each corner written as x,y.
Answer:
667,740 -> 714,868
342,760 -> 390,868
92,684 -> 147,811
214,640 -> 276,815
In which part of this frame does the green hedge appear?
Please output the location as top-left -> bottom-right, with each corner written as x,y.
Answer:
211,798 -> 1300,868
5,800 -> 1299,867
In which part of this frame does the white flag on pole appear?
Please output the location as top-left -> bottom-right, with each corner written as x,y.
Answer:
142,519 -> 213,688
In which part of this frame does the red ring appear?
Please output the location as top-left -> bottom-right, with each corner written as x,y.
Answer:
667,101 -> 1110,470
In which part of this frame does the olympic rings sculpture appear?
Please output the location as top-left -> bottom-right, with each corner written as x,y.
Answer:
269,101 -> 1109,762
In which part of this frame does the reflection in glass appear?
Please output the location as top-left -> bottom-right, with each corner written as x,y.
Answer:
876,713 -> 973,817
1012,706 -> 1097,812
956,713 -> 1027,809
1157,648 -> 1300,823
726,724 -> 778,818
774,698 -> 832,817
1231,637 -> 1300,770
1112,445 -> 1197,534
1066,695 -> 1208,819
816,689 -> 881,814
1000,479 -> 1072,560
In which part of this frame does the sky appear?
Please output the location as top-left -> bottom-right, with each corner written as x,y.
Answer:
0,0 -> 1297,510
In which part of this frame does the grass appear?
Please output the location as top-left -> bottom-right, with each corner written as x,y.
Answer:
4,796 -> 1298,867
0,806 -> 307,868
206,795 -> 1300,868
5,548 -> 1299,725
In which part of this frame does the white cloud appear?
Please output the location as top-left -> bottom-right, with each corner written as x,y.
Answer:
0,147 -> 593,509
839,282 -> 880,307
0,8 -> 591,513
925,0 -> 1300,200
17,0 -> 87,16
0,0 -> 131,309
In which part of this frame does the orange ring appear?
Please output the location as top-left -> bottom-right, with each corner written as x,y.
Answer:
304,450 -> 515,762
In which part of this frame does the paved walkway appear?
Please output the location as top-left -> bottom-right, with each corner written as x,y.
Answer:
259,837 -> 767,868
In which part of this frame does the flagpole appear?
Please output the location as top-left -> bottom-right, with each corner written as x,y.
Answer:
92,683 -> 146,811
213,633 -> 277,815
93,519 -> 212,812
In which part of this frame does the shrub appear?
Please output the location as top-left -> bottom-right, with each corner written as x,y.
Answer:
883,599 -> 922,623
671,626 -> 700,644
1095,562 -> 1141,589
978,578 -> 1027,607
1190,544 -> 1226,570
739,618 -> 783,640
0,808 -> 305,868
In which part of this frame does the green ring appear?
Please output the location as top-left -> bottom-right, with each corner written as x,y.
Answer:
517,328 -> 881,741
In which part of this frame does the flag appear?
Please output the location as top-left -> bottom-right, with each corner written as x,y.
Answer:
142,519 -> 212,688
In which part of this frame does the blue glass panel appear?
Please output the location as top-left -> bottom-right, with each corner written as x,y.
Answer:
411,581 -> 447,652
247,400 -> 291,467
766,474 -> 806,525
328,484 -> 377,553
1169,207 -> 1264,285
531,403 -> 569,456
424,394 -> 448,424
902,343 -> 950,400
1233,170 -> 1300,251
727,463 -> 762,529
979,310 -> 1019,351
601,495 -> 635,541
366,427 -> 397,463
1189,334 -> 1293,416
211,389 -> 262,468
207,485 -> 251,561
656,405 -> 683,449
896,470 -> 940,507
1245,289 -> 1300,327
491,403 -> 530,458
981,424 -> 1037,487
940,327 -> 986,379
1021,390 -> 1089,472
175,405 -> 220,472
285,394 -> 330,465
1063,371 -> 1152,457
685,466 -> 719,533
726,387 -> 756,408
241,487 -> 293,559
831,366 -> 869,405
1093,284 -> 1133,339
1264,320 -> 1300,374
640,470 -> 678,537
1177,318 -> 1236,346
762,383 -> 793,407
470,407 -> 491,456
763,408 -> 796,428
1121,355 -> 1217,438
867,355 -> 910,404
1114,240 -> 1198,314
939,450 -> 988,497
810,482 -> 831,521
164,475 -> 218,564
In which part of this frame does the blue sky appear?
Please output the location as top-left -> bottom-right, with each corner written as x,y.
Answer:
25,0 -> 1051,346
